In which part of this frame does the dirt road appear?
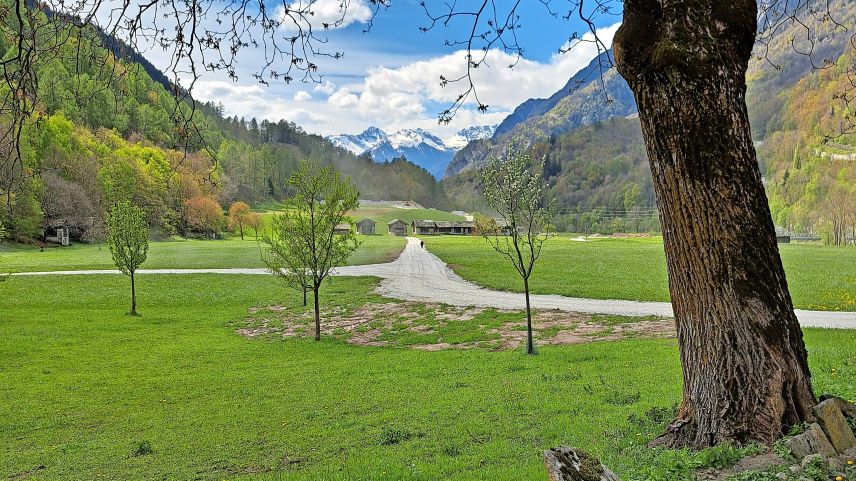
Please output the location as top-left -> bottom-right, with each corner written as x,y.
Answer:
10,237 -> 856,328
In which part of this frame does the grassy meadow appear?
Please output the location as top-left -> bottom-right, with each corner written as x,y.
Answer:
1,274 -> 854,481
0,235 -> 405,273
423,235 -> 856,311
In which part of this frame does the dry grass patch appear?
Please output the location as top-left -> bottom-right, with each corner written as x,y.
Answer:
235,301 -> 675,350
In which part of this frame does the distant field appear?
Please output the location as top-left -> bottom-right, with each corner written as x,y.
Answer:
252,201 -> 465,236
1,274 -> 853,480
424,235 -> 856,311
0,235 -> 405,273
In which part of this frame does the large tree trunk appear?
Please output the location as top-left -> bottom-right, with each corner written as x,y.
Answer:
613,0 -> 816,449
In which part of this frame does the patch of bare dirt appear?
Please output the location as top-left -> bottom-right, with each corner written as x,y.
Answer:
234,303 -> 675,351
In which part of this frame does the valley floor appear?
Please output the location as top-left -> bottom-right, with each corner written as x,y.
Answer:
1,274 -> 854,480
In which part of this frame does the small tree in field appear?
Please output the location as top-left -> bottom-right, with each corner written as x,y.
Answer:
481,144 -> 554,355
185,195 -> 224,238
227,201 -> 252,240
263,161 -> 360,341
245,212 -> 263,239
472,213 -> 499,236
106,201 -> 149,316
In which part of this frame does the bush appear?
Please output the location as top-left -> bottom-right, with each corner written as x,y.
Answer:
131,440 -> 153,457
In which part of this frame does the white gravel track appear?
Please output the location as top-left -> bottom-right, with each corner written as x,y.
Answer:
9,237 -> 856,329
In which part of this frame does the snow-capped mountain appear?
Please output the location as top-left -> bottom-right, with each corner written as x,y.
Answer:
328,126 -> 496,179
443,125 -> 497,150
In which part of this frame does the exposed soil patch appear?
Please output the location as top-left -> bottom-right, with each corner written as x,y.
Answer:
234,302 -> 675,351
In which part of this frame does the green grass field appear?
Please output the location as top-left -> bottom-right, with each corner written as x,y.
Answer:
423,236 -> 856,311
1,274 -> 853,480
0,235 -> 405,273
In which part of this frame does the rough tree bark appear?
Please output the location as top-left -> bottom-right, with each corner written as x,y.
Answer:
613,0 -> 816,448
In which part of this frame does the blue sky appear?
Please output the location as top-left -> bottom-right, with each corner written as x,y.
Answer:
180,0 -> 623,140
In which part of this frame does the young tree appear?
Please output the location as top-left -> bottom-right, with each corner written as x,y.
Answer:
185,195 -> 224,239
105,201 -> 149,316
246,212 -> 264,240
481,144 -> 554,355
227,201 -> 252,240
472,213 -> 499,236
263,161 -> 360,341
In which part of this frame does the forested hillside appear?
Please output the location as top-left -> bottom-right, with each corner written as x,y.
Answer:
445,0 -> 856,241
0,6 -> 449,242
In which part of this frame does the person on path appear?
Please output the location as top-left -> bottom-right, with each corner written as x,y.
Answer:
420,240 -> 424,249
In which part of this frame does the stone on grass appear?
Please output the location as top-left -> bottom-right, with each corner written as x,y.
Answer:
819,395 -> 856,420
788,423 -> 836,459
544,447 -> 620,481
813,399 -> 856,454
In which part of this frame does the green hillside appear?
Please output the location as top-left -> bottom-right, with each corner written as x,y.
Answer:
0,5 -> 451,242
444,0 -> 856,240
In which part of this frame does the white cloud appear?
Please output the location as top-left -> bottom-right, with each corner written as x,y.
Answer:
191,22 -> 622,140
293,90 -> 312,101
341,22 -> 622,123
313,80 -> 337,95
327,88 -> 359,108
277,0 -> 373,32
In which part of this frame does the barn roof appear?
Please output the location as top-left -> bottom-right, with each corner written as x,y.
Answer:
334,223 -> 351,230
356,218 -> 376,225
387,219 -> 407,225
434,220 -> 473,228
412,219 -> 436,228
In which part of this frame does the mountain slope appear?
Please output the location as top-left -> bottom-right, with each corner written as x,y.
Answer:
445,51 -> 636,177
444,0 -> 856,239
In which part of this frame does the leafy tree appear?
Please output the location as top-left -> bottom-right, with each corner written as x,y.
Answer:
263,160 -> 360,341
185,196 -> 224,238
472,213 -> 499,236
245,212 -> 263,239
227,201 -> 252,240
481,144 -> 554,355
105,201 -> 149,316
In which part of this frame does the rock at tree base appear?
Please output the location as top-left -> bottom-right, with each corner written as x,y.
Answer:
813,399 -> 856,454
819,394 -> 856,420
544,447 -> 620,481
788,423 -> 837,459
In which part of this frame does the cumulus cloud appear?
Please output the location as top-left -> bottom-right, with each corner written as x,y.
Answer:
313,80 -> 337,95
293,90 -> 312,101
277,0 -> 372,32
323,22 -> 621,126
327,88 -> 359,108
192,22 -> 621,139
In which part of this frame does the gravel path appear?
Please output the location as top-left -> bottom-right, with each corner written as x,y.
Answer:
10,237 -> 856,329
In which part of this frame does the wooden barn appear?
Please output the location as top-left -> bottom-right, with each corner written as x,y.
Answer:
333,223 -> 351,235
356,218 -> 376,235
411,220 -> 474,235
411,219 -> 437,235
387,219 -> 408,236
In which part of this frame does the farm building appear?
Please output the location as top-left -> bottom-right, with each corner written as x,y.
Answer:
333,223 -> 351,235
411,220 -> 474,235
411,220 -> 437,235
388,219 -> 408,236
356,219 -> 376,235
